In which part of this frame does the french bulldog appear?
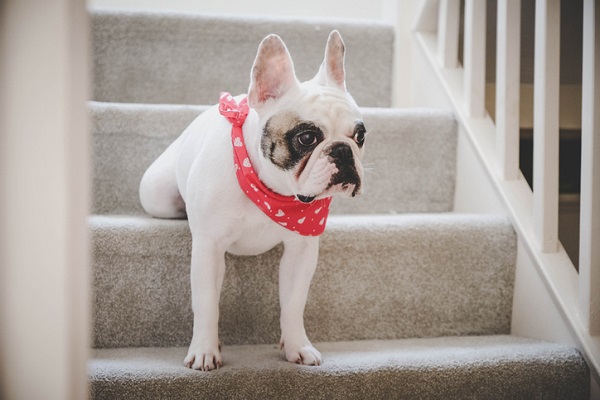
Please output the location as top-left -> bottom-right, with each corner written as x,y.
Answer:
139,30 -> 366,371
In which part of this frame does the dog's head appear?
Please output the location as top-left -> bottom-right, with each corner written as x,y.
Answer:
247,31 -> 366,203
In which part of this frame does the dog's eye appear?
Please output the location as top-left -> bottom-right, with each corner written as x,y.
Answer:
297,131 -> 318,147
354,130 -> 365,146
353,122 -> 366,147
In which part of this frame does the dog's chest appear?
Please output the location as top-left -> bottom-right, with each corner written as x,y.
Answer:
227,212 -> 289,256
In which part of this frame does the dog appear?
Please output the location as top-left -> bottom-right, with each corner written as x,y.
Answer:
139,30 -> 366,371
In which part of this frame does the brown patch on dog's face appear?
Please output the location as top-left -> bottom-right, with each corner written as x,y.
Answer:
261,112 -> 325,171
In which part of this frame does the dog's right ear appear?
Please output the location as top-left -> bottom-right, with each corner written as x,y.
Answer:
248,34 -> 299,113
314,30 -> 347,91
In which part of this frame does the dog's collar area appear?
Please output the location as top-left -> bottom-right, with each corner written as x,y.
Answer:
219,92 -> 332,237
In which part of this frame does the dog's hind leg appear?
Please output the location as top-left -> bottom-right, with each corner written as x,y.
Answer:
139,136 -> 187,219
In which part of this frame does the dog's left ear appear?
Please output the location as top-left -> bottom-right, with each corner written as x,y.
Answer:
315,30 -> 346,91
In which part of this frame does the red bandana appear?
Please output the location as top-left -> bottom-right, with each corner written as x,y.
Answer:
219,92 -> 332,236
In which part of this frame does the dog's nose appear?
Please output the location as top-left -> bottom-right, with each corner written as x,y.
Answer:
329,143 -> 354,162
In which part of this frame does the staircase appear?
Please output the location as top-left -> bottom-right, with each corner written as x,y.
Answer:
88,9 -> 590,399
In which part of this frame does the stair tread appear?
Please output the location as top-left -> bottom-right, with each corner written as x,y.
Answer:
91,9 -> 394,107
90,102 -> 457,215
91,213 -> 516,348
89,335 -> 589,399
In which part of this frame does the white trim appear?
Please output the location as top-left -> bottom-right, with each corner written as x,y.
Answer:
579,0 -> 600,336
532,0 -> 560,253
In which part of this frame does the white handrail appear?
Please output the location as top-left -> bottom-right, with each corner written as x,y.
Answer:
495,0 -> 521,181
533,0 -> 560,253
579,0 -> 600,336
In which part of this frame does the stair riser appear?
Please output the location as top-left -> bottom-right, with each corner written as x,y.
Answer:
92,215 -> 516,348
91,104 -> 458,216
92,10 -> 394,107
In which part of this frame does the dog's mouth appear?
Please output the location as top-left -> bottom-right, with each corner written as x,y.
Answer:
324,181 -> 361,198
296,194 -> 316,203
295,179 -> 361,204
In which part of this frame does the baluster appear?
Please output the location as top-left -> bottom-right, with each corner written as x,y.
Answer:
437,0 -> 461,68
579,0 -> 600,335
533,0 -> 560,253
496,0 -> 521,180
464,0 -> 487,118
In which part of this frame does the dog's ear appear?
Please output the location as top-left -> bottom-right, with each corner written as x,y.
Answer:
315,30 -> 346,91
248,34 -> 299,112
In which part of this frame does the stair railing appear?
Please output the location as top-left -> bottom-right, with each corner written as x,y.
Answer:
413,0 -> 599,380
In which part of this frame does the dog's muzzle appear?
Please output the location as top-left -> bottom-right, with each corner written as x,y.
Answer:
327,142 -> 362,196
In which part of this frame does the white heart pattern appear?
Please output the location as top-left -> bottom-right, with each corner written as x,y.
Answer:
314,207 -> 322,214
275,210 -> 285,217
279,222 -> 287,226
250,183 -> 259,192
233,137 -> 243,147
243,158 -> 251,168
264,201 -> 271,210
319,218 -> 325,225
297,217 -> 306,224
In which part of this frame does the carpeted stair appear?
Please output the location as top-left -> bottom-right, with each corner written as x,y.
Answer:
88,9 -> 590,399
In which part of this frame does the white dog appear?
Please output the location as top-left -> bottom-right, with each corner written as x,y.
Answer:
139,30 -> 366,371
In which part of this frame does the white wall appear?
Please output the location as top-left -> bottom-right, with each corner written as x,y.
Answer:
0,1 -> 90,399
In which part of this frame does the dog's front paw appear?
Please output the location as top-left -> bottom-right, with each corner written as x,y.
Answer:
184,342 -> 222,371
280,340 -> 323,366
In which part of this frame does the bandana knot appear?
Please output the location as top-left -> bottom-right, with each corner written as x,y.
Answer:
219,92 -> 249,127
218,92 -> 332,237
